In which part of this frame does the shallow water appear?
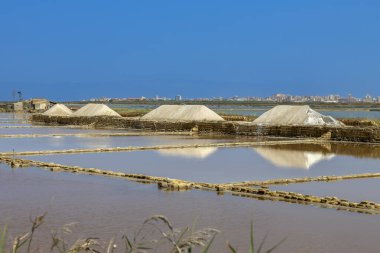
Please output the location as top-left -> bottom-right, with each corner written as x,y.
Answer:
1,116 -> 380,252
0,165 -> 379,253
0,123 -> 32,127
214,106 -> 380,119
0,135 -> 242,153
272,178 -> 380,203
319,110 -> 380,119
25,143 -> 380,183
0,112 -> 29,121
0,126 -> 130,135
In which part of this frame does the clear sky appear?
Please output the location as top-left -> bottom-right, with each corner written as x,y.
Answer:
1,1 -> 380,101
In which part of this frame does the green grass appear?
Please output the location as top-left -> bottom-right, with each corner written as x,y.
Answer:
113,108 -> 152,117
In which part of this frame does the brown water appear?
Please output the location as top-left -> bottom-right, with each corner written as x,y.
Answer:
25,144 -> 380,183
1,165 -> 379,253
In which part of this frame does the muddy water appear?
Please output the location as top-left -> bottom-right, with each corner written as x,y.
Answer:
272,178 -> 380,203
0,165 -> 379,253
26,143 -> 380,183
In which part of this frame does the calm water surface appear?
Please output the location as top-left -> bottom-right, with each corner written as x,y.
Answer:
0,165 -> 379,253
1,112 -> 380,252
0,135 -> 243,153
272,178 -> 380,203
0,126 -> 132,135
25,143 -> 380,183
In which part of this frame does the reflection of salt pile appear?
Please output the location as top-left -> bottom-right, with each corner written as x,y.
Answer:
253,105 -> 343,126
157,147 -> 218,159
73,104 -> 121,117
254,147 -> 335,169
72,136 -> 112,149
141,105 -> 225,122
43,104 -> 73,116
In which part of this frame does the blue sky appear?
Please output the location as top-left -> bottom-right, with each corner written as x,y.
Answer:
1,1 -> 380,101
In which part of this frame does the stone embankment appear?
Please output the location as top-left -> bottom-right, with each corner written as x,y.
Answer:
1,156 -> 380,215
230,173 -> 380,186
32,114 -> 380,143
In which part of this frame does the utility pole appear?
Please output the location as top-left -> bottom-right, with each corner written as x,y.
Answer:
17,91 -> 23,101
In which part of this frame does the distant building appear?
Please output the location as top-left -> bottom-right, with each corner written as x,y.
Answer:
175,95 -> 182,101
30,99 -> 50,111
363,94 -> 373,103
347,94 -> 359,103
13,102 -> 24,111
377,97 -> 380,103
271,93 -> 291,102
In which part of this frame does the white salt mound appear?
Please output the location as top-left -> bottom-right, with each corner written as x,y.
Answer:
141,105 -> 225,122
72,104 -> 121,117
43,104 -> 73,116
253,105 -> 343,126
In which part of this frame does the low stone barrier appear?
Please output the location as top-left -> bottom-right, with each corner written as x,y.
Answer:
231,173 -> 380,186
31,114 -> 380,143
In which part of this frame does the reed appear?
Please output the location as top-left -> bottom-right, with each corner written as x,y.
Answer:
0,214 -> 283,253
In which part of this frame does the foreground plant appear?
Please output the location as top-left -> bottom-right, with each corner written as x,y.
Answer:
120,215 -> 220,253
0,214 -> 284,253
227,222 -> 285,253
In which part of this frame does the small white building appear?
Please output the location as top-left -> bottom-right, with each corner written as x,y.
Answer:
13,102 -> 24,111
31,99 -> 49,111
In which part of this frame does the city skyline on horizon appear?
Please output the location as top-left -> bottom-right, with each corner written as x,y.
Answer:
2,88 -> 380,103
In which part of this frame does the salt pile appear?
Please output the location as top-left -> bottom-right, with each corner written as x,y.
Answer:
141,105 -> 225,122
72,104 -> 121,117
253,105 -> 343,126
43,104 -> 73,116
254,146 -> 335,170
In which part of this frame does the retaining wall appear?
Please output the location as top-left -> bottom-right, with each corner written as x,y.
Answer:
31,114 -> 380,143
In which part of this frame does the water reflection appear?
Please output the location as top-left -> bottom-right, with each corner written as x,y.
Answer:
157,147 -> 218,159
2,166 -> 380,253
0,113 -> 29,122
25,143 -> 380,183
254,146 -> 335,169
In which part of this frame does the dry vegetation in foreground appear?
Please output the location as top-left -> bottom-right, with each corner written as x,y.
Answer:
0,214 -> 284,253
